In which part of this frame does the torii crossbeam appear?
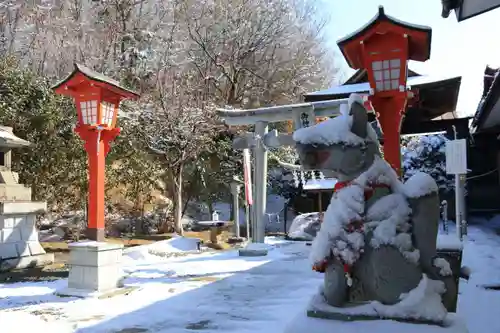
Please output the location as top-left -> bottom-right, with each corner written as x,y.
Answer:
216,97 -> 351,244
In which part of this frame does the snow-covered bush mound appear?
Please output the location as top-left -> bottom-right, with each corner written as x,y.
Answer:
123,236 -> 201,262
288,212 -> 321,240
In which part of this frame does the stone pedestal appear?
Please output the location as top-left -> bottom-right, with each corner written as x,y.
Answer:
0,201 -> 54,271
57,241 -> 125,298
284,310 -> 468,333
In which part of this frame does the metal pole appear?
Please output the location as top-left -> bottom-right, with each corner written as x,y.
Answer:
251,153 -> 256,241
231,183 -> 241,238
441,200 -> 448,234
452,125 -> 466,240
455,175 -> 467,240
245,202 -> 251,239
254,121 -> 269,243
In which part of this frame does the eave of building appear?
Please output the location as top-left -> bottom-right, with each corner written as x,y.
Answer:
472,66 -> 500,133
442,0 -> 500,22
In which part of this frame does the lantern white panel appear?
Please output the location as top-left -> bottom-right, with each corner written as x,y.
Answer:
100,102 -> 115,127
383,70 -> 390,80
372,61 -> 382,70
80,101 -> 89,125
391,69 -> 400,79
371,58 -> 402,92
390,59 -> 400,67
91,100 -> 98,124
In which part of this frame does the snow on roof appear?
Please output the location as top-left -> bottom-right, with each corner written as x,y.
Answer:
337,6 -> 431,47
306,75 -> 461,97
0,127 -> 30,147
292,170 -> 337,191
437,233 -> 463,251
303,178 -> 337,191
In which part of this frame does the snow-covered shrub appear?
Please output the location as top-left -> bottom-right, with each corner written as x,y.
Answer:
402,134 -> 454,193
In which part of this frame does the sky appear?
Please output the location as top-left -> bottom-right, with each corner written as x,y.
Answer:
321,0 -> 500,117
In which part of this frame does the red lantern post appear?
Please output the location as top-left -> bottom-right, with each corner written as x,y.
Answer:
52,64 -> 140,241
337,6 -> 432,175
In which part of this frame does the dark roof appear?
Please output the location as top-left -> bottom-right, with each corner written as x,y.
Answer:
441,0 -> 500,21
51,63 -> 139,98
337,6 -> 432,67
304,75 -> 463,135
304,75 -> 461,102
472,66 -> 500,131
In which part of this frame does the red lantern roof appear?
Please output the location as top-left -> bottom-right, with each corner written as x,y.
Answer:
337,6 -> 432,69
51,63 -> 139,100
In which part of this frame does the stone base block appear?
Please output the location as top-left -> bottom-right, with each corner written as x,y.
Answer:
55,285 -> 138,299
66,241 -> 124,294
0,253 -> 54,272
304,285 -> 457,327
284,310 -> 468,333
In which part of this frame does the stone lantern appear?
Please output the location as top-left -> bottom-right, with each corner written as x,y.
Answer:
0,126 -> 53,271
52,64 -> 140,298
337,6 -> 432,175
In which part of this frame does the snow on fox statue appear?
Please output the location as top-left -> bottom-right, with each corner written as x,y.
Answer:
292,93 -> 456,310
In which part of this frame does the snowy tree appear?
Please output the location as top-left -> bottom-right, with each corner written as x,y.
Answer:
0,0 -> 338,229
402,134 -> 454,193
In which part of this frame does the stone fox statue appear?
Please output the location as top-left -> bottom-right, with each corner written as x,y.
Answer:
292,93 -> 456,310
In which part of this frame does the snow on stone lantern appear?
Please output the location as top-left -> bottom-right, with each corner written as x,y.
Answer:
52,64 -> 140,241
337,6 -> 431,175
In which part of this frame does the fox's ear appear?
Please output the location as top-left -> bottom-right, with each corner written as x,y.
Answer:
348,94 -> 368,139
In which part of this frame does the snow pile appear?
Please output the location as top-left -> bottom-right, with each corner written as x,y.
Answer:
433,257 -> 453,276
293,94 -> 379,146
366,192 -> 419,264
403,171 -> 439,198
0,312 -> 74,333
372,275 -> 447,322
310,182 -> 365,265
151,236 -> 201,253
288,212 -> 321,240
123,236 -> 201,262
245,242 -> 273,251
437,234 -> 463,251
308,275 -> 447,324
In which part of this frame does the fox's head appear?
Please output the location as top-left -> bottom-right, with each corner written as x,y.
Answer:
293,93 -> 381,181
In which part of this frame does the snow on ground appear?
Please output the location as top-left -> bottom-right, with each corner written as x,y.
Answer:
458,224 -> 500,333
1,226 -> 500,333
122,236 -> 202,262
